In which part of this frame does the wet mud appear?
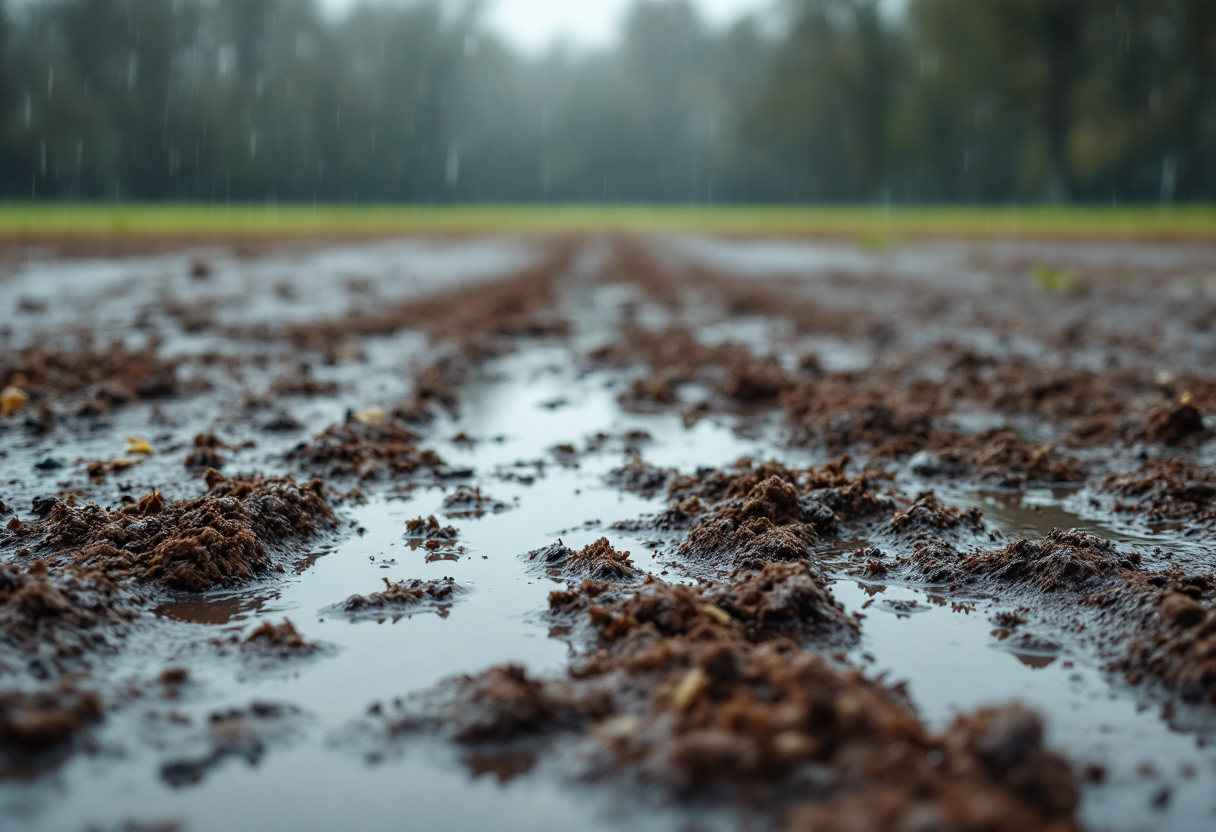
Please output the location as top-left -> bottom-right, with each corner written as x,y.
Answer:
3,231 -> 1216,831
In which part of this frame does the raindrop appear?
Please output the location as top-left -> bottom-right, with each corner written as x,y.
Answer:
249,128 -> 258,158
47,65 -> 55,98
127,52 -> 139,90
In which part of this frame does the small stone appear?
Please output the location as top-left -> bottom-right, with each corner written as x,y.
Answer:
907,450 -> 943,476
31,494 -> 61,517
34,457 -> 64,471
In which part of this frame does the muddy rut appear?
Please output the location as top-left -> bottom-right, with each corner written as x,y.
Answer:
2,233 -> 1216,831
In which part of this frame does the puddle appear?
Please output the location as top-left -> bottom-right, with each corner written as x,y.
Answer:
836,578 -> 1216,830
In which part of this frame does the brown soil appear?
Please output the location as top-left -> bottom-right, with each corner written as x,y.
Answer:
1103,457 -> 1216,524
389,572 -> 1080,831
0,560 -> 135,677
0,341 -> 189,424
184,432 -> 235,470
551,560 -> 857,647
883,494 -> 987,541
442,486 -> 510,517
527,538 -> 643,583
678,464 -> 890,570
291,416 -> 445,480
242,619 -> 318,654
281,242 -> 575,360
0,682 -> 103,769
901,529 -> 1137,592
1114,588 -> 1216,705
907,429 -> 1089,487
605,458 -> 673,498
404,516 -> 459,540
8,471 -> 334,592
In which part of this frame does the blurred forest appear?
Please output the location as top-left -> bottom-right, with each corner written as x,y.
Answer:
0,0 -> 1212,203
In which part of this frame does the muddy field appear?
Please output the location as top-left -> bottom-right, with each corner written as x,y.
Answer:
2,231 -> 1216,832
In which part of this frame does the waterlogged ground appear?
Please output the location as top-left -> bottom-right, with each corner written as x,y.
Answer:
2,232 -> 1216,832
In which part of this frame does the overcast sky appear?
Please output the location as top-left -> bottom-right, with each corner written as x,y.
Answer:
319,0 -> 773,53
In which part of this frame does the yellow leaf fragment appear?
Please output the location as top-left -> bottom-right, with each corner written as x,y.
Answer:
1179,391 -> 1195,407
352,406 -> 388,425
1,385 -> 28,417
672,666 -> 708,712
699,603 -> 732,626
125,436 -> 154,455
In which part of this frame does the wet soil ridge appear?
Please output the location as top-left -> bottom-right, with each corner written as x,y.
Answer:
280,241 -> 575,361
3,470 -> 335,592
896,528 -> 1216,707
598,240 -> 1216,472
286,243 -> 577,482
0,340 -> 188,428
1109,581 -> 1216,706
0,559 -> 135,677
1102,457 -> 1216,525
381,570 -> 1080,831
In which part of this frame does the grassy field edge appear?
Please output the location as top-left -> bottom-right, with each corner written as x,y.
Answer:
0,202 -> 1213,240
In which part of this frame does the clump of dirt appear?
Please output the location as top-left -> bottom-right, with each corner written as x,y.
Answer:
903,529 -> 1137,593
678,462 -> 888,570
11,471 -> 335,592
442,486 -> 509,517
883,494 -> 986,541
717,356 -> 795,404
605,458 -> 673,499
527,538 -> 642,583
1103,457 -> 1216,524
291,415 -> 444,480
0,560 -> 136,677
184,432 -> 234,470
0,682 -> 103,770
682,476 -> 820,567
404,515 -> 458,540
1129,398 -> 1210,446
620,375 -> 679,408
335,576 -> 462,620
0,341 -> 187,419
242,619 -> 318,655
668,459 -> 804,504
1113,587 -> 1216,705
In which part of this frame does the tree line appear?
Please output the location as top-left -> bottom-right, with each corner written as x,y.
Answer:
0,0 -> 1212,203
